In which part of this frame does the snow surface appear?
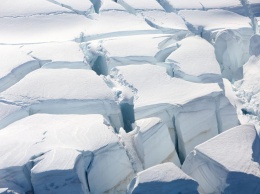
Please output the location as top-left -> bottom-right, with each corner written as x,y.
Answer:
127,162 -> 199,194
166,36 -> 222,83
109,64 -> 239,161
134,117 -> 180,168
179,9 -> 253,81
0,0 -> 259,193
158,0 -> 245,15
0,114 -> 133,194
0,68 -> 123,130
182,124 -> 260,194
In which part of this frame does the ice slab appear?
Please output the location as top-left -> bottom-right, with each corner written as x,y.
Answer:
234,55 -> 260,131
256,17 -> 260,33
0,68 -> 123,130
0,114 -> 133,194
0,9 -> 156,44
182,124 -> 260,194
82,34 -> 178,75
21,42 -> 89,69
0,45 -> 40,92
157,0 -> 244,15
247,0 -> 260,17
0,0 -> 94,17
118,0 -> 188,33
127,162 -> 199,194
118,0 -> 165,13
109,64 -> 239,160
0,14 -> 91,44
134,117 -> 180,168
166,36 -> 222,83
179,9 -> 253,81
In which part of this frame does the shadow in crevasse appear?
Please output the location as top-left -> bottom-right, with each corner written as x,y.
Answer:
223,130 -> 260,194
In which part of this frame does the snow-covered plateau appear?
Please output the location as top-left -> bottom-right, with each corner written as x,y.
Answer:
0,0 -> 259,193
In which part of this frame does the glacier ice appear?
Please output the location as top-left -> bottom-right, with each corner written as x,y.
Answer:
0,45 -> 40,93
0,68 -> 123,130
0,0 -> 259,193
157,0 -> 244,15
20,42 -> 89,69
134,117 -> 180,168
179,9 -> 254,81
166,36 -> 222,83
0,114 -> 134,194
109,64 -> 239,161
182,124 -> 260,194
127,162 -> 199,194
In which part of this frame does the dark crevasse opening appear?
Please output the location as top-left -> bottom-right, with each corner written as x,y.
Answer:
92,56 -> 108,75
120,103 -> 135,133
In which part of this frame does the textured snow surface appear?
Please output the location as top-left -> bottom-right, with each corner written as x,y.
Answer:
182,124 -> 260,194
0,114 -> 133,194
127,163 -> 199,194
0,0 -> 259,193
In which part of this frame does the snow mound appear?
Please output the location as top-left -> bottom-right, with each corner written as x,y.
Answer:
0,114 -> 134,194
127,162 -> 199,194
109,64 -> 239,161
182,124 -> 260,194
179,9 -> 253,81
0,69 -> 123,130
166,36 -> 222,83
134,117 -> 180,168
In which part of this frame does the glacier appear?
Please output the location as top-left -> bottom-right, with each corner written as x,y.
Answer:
0,0 -> 259,193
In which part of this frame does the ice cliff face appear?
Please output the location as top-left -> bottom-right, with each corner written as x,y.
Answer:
0,0 -> 259,193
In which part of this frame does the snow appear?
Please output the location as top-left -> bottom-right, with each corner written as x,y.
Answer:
234,55 -> 260,132
21,42 -> 89,69
134,117 -> 180,168
81,34 -> 187,75
0,45 -> 40,92
118,0 -> 165,13
127,162 -> 199,194
0,14 -> 91,44
0,69 -> 123,130
118,0 -> 188,33
109,64 -> 239,161
0,0 -> 259,193
0,114 -> 134,194
179,9 -> 253,81
157,0 -> 244,15
182,124 -> 260,194
247,0 -> 260,17
0,0 -> 94,17
166,36 -> 222,83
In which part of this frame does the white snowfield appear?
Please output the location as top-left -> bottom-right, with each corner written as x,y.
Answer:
127,162 -> 199,194
0,0 -> 259,193
0,114 -> 133,194
182,124 -> 260,194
